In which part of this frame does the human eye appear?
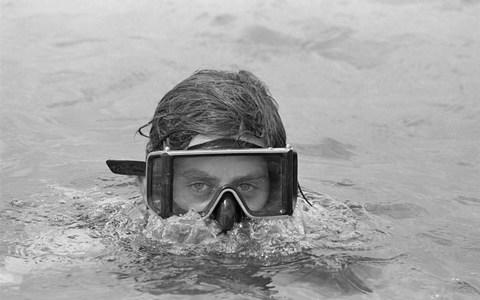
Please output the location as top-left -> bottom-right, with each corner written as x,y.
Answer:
188,182 -> 212,194
237,182 -> 257,193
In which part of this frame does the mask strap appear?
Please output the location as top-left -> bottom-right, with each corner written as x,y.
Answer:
297,182 -> 313,207
186,138 -> 263,150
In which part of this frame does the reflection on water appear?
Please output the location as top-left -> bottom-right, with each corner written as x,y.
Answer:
2,0 -> 480,299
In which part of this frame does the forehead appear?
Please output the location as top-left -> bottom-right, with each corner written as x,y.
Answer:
174,155 -> 268,177
188,134 -> 266,148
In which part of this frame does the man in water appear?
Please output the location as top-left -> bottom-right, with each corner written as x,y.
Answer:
107,70 -> 303,232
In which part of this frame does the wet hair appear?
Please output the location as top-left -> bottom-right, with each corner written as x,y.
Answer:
138,69 -> 286,153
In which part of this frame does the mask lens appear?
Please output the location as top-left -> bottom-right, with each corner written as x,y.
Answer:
171,154 -> 285,217
150,158 -> 168,214
245,158 -> 285,215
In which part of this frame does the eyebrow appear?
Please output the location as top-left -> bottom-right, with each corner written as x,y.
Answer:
178,169 -> 219,182
178,169 -> 268,183
232,174 -> 268,183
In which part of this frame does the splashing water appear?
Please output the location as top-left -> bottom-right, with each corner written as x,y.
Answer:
96,182 -> 384,255
1,176 -> 391,298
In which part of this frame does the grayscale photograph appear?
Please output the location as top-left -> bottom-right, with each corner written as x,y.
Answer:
1,0 -> 479,299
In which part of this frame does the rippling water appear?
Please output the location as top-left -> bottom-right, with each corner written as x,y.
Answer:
1,0 -> 480,299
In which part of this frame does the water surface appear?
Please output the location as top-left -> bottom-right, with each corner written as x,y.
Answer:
1,0 -> 480,299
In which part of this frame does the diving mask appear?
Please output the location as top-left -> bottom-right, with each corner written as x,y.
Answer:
106,139 -> 298,231
146,147 -> 298,221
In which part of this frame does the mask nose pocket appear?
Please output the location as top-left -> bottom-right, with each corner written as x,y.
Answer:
211,191 -> 243,232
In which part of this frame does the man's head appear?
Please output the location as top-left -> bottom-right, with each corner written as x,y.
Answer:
108,70 -> 295,232
139,69 -> 286,153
